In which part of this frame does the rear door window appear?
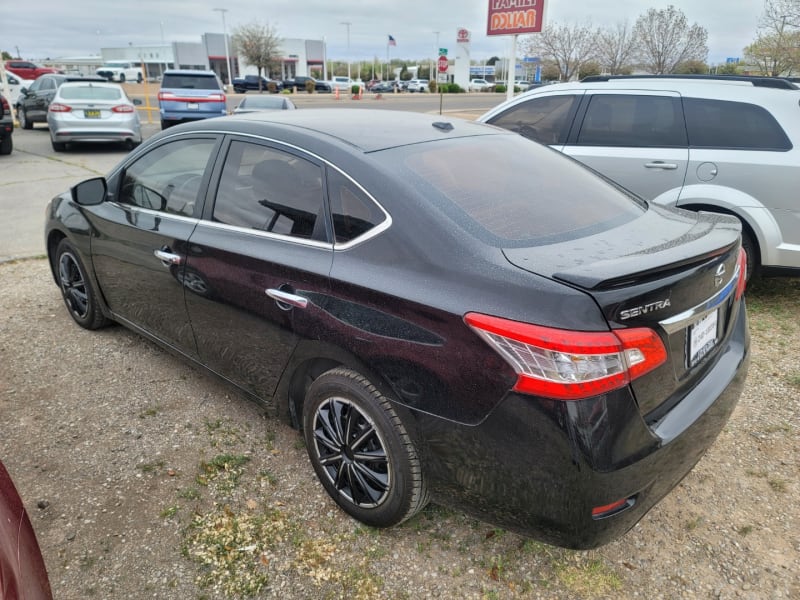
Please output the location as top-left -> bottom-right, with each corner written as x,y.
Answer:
487,94 -> 579,145
683,98 -> 792,151
576,94 -> 687,148
212,140 -> 325,240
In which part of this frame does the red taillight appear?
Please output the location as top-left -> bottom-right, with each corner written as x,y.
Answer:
48,103 -> 72,113
111,104 -> 134,113
591,497 -> 633,519
464,313 -> 668,401
208,93 -> 226,102
157,91 -> 176,101
735,247 -> 747,300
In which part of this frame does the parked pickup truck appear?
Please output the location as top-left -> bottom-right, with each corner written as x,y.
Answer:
232,75 -> 283,93
4,60 -> 61,80
96,61 -> 143,83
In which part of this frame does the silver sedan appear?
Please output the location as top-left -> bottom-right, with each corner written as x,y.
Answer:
47,80 -> 142,151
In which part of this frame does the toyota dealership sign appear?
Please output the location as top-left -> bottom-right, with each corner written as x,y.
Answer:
487,0 -> 545,36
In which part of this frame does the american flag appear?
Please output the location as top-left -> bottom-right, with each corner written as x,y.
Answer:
388,35 -> 397,46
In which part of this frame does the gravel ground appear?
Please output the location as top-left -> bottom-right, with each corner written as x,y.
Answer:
1,258 -> 798,600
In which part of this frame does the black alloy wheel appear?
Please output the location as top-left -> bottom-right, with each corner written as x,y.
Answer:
303,368 -> 428,528
55,239 -> 108,330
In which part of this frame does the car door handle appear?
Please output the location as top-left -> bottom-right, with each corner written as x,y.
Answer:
266,288 -> 308,309
644,161 -> 678,170
154,249 -> 183,266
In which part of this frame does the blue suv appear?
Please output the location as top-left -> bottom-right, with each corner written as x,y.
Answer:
158,70 -> 226,129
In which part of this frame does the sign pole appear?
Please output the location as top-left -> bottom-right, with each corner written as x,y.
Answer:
506,34 -> 517,101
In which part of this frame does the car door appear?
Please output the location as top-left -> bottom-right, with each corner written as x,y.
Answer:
24,76 -> 58,122
182,137 -> 333,400
562,91 -> 689,203
87,135 -> 221,356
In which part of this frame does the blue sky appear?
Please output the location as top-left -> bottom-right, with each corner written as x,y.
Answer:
0,0 -> 766,65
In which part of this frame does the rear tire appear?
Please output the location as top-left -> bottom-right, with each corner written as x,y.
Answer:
51,139 -> 66,152
303,367 -> 429,528
0,135 -> 11,155
19,107 -> 32,130
119,73 -> 126,83
741,229 -> 759,283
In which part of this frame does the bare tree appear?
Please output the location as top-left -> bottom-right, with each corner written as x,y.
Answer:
595,22 -> 637,75
632,5 -> 708,74
761,0 -> 800,29
521,22 -> 597,81
232,22 -> 282,91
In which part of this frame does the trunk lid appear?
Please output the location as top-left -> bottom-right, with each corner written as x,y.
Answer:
503,205 -> 744,417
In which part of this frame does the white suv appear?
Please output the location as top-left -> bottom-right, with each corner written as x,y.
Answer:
479,75 -> 800,278
96,62 -> 143,84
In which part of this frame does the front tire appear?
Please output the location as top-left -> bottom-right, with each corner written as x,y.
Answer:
54,239 -> 109,330
303,368 -> 428,528
119,73 -> 126,83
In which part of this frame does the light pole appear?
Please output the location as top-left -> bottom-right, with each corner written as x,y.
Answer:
432,31 -> 440,81
213,8 -> 233,88
340,21 -> 351,81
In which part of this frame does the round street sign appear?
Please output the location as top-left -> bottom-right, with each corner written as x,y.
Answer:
438,55 -> 448,73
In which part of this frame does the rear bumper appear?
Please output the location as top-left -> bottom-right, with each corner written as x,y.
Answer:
159,101 -> 227,122
414,303 -> 749,548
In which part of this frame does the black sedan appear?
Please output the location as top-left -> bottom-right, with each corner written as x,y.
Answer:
44,110 -> 750,548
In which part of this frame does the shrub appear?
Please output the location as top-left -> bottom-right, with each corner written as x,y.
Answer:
495,84 -> 507,93
428,80 -> 437,93
267,82 -> 278,93
305,80 -> 315,93
351,84 -> 361,95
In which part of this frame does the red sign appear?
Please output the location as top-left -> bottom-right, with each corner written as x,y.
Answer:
438,55 -> 449,73
457,28 -> 471,44
487,0 -> 545,36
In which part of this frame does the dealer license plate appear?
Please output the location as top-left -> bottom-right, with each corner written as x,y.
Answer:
689,310 -> 718,366
84,109 -> 101,118
187,102 -> 199,110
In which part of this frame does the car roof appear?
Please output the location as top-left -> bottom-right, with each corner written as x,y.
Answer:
58,80 -> 122,88
181,108 -> 505,152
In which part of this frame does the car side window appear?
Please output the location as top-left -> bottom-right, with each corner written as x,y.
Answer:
487,95 -> 578,145
577,94 -> 687,148
327,169 -> 387,243
117,139 -> 216,217
683,98 -> 792,151
27,79 -> 41,92
213,141 -> 323,240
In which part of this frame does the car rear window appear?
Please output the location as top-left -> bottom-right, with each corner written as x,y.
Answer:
376,135 -> 644,247
683,98 -> 792,151
161,74 -> 221,90
59,86 -> 122,100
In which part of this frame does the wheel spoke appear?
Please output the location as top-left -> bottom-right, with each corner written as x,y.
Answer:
317,405 -> 343,446
349,425 -> 376,452
352,460 -> 389,494
349,462 -> 385,504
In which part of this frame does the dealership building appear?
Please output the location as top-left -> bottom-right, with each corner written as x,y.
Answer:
47,33 -> 326,84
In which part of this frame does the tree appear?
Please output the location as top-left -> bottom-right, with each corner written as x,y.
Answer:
232,21 -> 282,91
743,30 -> 800,75
1,50 -> 11,61
632,5 -> 708,74
595,22 -> 637,75
674,59 -> 709,74
747,0 -> 800,75
521,22 -> 597,81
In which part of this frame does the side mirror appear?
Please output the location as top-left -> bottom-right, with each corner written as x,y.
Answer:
71,177 -> 107,206
19,87 -> 28,96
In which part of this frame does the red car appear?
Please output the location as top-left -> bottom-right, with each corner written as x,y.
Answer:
3,61 -> 61,80
0,461 -> 52,599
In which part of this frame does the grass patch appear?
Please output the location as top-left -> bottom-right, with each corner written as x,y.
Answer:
554,556 -> 623,596
137,459 -> 166,473
737,525 -> 754,536
161,505 -> 179,519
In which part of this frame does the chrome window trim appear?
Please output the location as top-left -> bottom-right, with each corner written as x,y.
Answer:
659,266 -> 741,334
192,219 -> 334,249
113,129 -> 393,251
107,202 -> 201,225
